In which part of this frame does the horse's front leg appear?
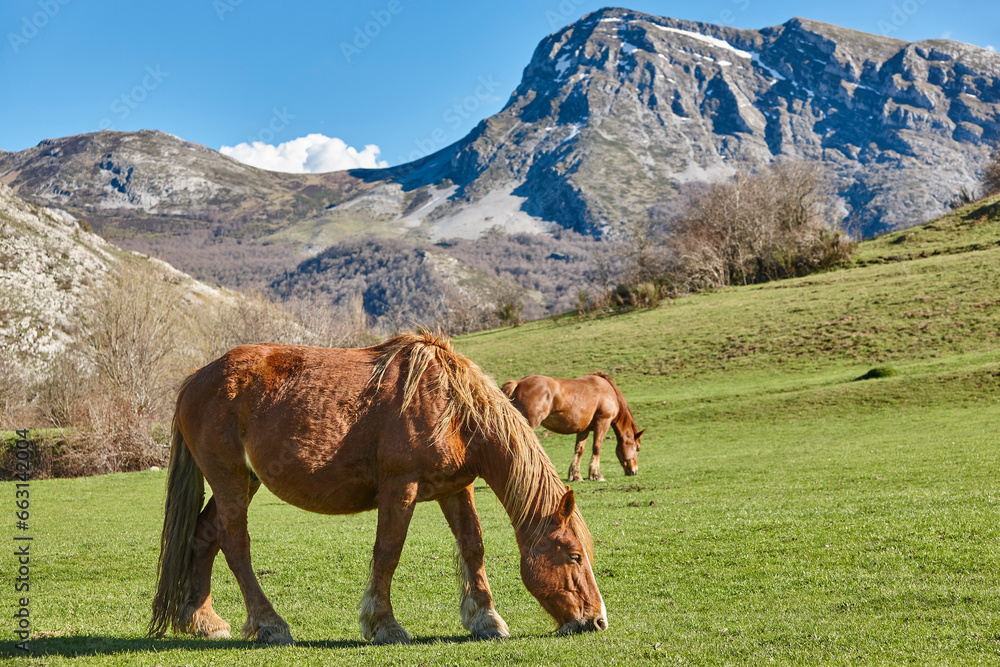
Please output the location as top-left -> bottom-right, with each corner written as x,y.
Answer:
589,420 -> 610,481
359,480 -> 419,645
568,431 -> 589,482
439,484 -> 510,640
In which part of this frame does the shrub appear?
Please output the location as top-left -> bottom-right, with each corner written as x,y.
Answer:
61,391 -> 167,475
1,391 -> 169,480
79,260 -> 182,416
983,143 -> 1000,197
495,299 -> 524,327
199,290 -> 310,361
667,160 -> 855,291
612,281 -> 665,310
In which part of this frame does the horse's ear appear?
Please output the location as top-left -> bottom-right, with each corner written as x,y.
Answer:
636,428 -> 646,440
557,489 -> 575,524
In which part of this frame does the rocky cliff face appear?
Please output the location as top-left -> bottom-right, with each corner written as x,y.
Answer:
411,9 -> 1000,238
0,184 -> 224,383
205,9 -> 1000,242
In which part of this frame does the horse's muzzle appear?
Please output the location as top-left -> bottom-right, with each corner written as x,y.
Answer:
624,466 -> 638,476
559,615 -> 608,634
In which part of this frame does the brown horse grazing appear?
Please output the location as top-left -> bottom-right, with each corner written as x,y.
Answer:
502,374 -> 644,482
149,332 -> 606,646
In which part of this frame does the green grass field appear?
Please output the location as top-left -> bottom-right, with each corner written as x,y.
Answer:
4,196 -> 1000,664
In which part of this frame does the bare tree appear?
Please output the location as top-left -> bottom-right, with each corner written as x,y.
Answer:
617,214 -> 669,285
437,291 -> 495,336
199,291 -> 311,361
0,351 -> 28,425
35,352 -> 94,427
667,160 -> 854,291
80,260 -> 182,416
983,143 -> 1000,197
290,292 -> 380,348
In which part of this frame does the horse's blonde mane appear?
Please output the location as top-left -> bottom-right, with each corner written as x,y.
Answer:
592,372 -> 638,434
372,332 -> 593,558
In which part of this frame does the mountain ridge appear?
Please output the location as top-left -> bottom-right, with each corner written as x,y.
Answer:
1,9 -> 998,302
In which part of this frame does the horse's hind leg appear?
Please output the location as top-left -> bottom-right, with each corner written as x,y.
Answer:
185,496 -> 231,638
210,476 -> 293,645
568,431 -> 588,482
359,480 -> 418,645
439,484 -> 510,640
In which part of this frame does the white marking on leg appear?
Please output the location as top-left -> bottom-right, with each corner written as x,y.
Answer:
456,544 -> 510,638
358,578 -> 378,641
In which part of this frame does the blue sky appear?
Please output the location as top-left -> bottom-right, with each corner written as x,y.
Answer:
1,0 -> 996,169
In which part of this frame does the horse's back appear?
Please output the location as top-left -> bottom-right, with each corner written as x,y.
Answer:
176,343 -> 385,514
515,374 -> 620,434
505,375 -> 558,427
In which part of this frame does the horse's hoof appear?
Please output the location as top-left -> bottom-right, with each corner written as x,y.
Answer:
473,626 -> 510,640
568,472 -> 583,482
468,609 -> 510,640
192,610 -> 231,639
372,624 -> 412,645
588,474 -> 605,482
257,625 -> 294,645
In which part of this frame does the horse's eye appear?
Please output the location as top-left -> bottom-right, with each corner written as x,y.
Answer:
569,553 -> 582,564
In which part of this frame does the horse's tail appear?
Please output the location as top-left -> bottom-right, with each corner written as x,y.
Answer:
149,405 -> 205,637
501,380 -> 519,399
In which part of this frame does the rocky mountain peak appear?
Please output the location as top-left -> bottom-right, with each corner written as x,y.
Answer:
420,7 -> 1000,237
2,9 -> 999,257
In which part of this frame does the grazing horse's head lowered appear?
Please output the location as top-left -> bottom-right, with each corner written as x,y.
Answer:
616,424 -> 645,477
518,489 -> 607,633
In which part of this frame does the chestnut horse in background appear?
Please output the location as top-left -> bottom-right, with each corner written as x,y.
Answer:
502,373 -> 644,482
150,333 -> 607,645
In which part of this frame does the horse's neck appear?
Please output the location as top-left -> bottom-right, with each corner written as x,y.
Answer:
468,436 -> 545,547
471,438 -> 515,511
608,420 -> 624,442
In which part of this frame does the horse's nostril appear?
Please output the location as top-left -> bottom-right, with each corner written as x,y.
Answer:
597,617 -> 608,630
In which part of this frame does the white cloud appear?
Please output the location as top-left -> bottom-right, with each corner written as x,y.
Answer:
219,133 -> 389,173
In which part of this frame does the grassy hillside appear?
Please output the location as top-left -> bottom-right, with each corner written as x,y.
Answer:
4,196 -> 1000,665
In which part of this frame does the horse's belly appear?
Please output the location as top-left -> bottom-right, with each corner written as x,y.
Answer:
541,413 -> 586,435
264,474 -> 378,515
246,437 -> 379,515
